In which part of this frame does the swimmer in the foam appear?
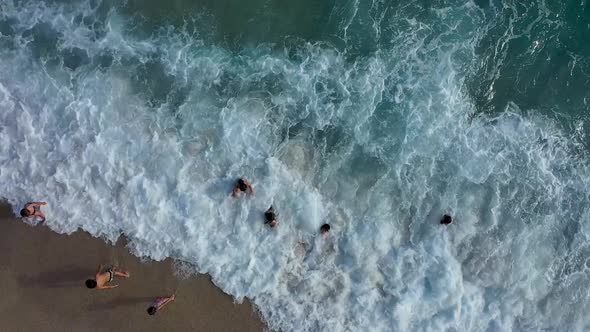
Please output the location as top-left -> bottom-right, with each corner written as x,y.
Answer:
20,201 -> 47,222
440,214 -> 452,225
232,178 -> 254,197
264,206 -> 278,228
320,223 -> 331,235
85,264 -> 130,289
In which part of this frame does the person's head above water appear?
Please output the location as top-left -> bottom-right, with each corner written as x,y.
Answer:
320,224 -> 331,234
264,206 -> 275,220
237,178 -> 248,192
85,279 -> 97,289
264,206 -> 278,227
147,306 -> 158,315
20,208 -> 31,217
440,214 -> 452,225
232,178 -> 253,197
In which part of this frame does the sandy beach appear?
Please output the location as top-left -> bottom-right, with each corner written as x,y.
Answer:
0,203 -> 265,331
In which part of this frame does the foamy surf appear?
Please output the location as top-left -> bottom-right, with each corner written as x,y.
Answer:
1,0 -> 590,331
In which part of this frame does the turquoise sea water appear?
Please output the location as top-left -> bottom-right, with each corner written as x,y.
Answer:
2,0 -> 590,330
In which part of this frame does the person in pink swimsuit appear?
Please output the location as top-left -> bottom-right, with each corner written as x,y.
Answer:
20,201 -> 47,222
147,294 -> 176,315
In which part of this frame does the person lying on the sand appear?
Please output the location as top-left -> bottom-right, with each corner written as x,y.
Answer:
85,264 -> 130,289
20,201 -> 47,222
147,294 -> 176,315
232,178 -> 254,197
264,206 -> 278,228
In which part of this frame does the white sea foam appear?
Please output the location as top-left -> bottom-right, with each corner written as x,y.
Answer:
1,1 -> 590,331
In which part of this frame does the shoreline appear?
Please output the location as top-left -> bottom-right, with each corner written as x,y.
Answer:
0,203 -> 265,331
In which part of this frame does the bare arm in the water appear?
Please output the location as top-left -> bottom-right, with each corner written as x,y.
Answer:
245,180 -> 254,194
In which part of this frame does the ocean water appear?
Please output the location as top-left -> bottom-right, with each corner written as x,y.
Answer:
1,0 -> 590,330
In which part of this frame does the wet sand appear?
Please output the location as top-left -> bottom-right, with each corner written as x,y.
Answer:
0,203 -> 265,331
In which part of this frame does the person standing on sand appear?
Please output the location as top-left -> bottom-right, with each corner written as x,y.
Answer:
147,294 -> 176,315
85,264 -> 130,289
232,178 -> 254,197
20,201 -> 47,222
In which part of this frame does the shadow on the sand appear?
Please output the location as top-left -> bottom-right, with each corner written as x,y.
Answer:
0,200 -> 14,220
18,265 -> 92,289
88,296 -> 155,311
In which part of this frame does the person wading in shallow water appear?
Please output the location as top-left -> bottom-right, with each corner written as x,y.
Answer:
147,294 -> 176,316
85,264 -> 130,289
264,206 -> 278,228
232,178 -> 254,198
20,201 -> 47,223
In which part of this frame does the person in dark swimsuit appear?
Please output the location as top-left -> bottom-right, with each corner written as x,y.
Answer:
440,214 -> 452,225
106,268 -> 115,282
264,206 -> 278,228
320,223 -> 331,235
85,264 -> 130,289
20,201 -> 47,222
147,294 -> 176,315
232,178 -> 254,197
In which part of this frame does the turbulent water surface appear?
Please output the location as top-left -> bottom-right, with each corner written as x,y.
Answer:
2,0 -> 590,331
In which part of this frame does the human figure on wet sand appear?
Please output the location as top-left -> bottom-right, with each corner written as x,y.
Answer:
320,223 -> 331,235
147,294 -> 176,316
20,201 -> 47,222
232,178 -> 254,197
264,206 -> 278,228
440,214 -> 452,225
85,264 -> 130,289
